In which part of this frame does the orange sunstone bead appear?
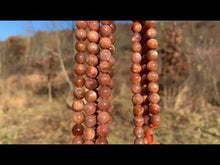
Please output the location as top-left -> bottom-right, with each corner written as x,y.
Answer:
84,103 -> 96,115
73,76 -> 85,87
100,49 -> 112,61
86,66 -> 98,78
131,53 -> 142,64
75,29 -> 87,41
132,42 -> 142,52
109,34 -> 116,44
131,33 -> 142,42
132,22 -> 142,33
100,25 -> 112,37
148,93 -> 160,104
72,99 -> 84,112
147,71 -> 159,82
150,115 -> 161,126
133,105 -> 145,116
95,137 -> 108,144
76,21 -> 87,29
72,136 -> 84,144
98,73 -> 112,86
131,84 -> 142,94
98,86 -> 112,98
134,127 -> 144,138
73,87 -> 85,99
87,42 -> 99,54
146,28 -> 157,39
147,50 -> 158,60
74,64 -> 86,76
133,116 -> 144,127
72,124 -> 84,136
99,37 -> 111,49
88,21 -> 99,31
134,138 -> 144,144
75,41 -> 87,52
84,115 -> 96,128
97,125 -> 109,137
147,82 -> 159,93
85,78 -> 98,90
101,21 -> 113,25
83,128 -> 95,141
146,39 -> 158,49
86,54 -> 98,66
73,112 -> 85,124
109,45 -> 115,55
131,73 -> 141,84
85,90 -> 97,103
87,31 -> 99,43
97,111 -> 111,124
75,52 -> 86,64
147,60 -> 158,71
148,104 -> 161,115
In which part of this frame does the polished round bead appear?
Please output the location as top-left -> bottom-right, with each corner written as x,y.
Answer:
75,41 -> 87,52
73,112 -> 85,124
87,30 -> 99,43
98,99 -> 111,111
148,82 -> 159,93
97,111 -> 111,124
144,21 -> 156,28
130,73 -> 141,84
148,93 -> 160,104
132,42 -> 142,53
83,128 -> 95,141
109,45 -> 115,55
76,21 -> 87,29
72,99 -> 84,112
95,137 -> 108,144
73,76 -> 85,87
75,52 -> 86,64
131,33 -> 141,42
98,86 -> 112,98
131,53 -> 142,64
74,64 -> 86,76
109,34 -> 116,44
108,56 -> 115,66
134,127 -> 144,138
107,79 -> 114,89
147,71 -> 159,82
146,39 -> 158,49
72,136 -> 83,144
132,94 -> 144,105
150,115 -> 161,126
109,22 -> 116,33
134,138 -> 144,144
131,63 -> 142,73
100,49 -> 112,61
75,29 -> 87,41
147,61 -> 158,71
132,22 -> 142,33
98,61 -> 111,73
88,21 -> 99,31
84,103 -> 96,115
99,37 -> 111,49
73,87 -> 85,99
85,90 -> 97,103
133,105 -> 145,116
98,73 -> 111,86
84,115 -> 96,128
148,104 -> 161,115
72,124 -> 84,136
86,66 -> 98,78
97,125 -> 109,137
100,21 -> 112,25
86,54 -> 98,66
147,50 -> 158,60
84,141 -> 94,144
133,116 -> 144,127
87,43 -> 99,54
85,78 -> 98,90
146,28 -> 157,39
131,84 -> 141,94
100,25 -> 112,37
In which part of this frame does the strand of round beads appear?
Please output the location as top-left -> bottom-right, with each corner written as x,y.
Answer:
82,21 -> 101,144
72,21 -> 88,144
95,21 -> 116,144
142,21 -> 161,144
131,21 -> 145,144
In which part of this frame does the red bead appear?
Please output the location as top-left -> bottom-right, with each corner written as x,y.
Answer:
86,66 -> 98,78
99,37 -> 111,49
85,78 -> 98,90
75,52 -> 86,64
84,103 -> 96,115
95,137 -> 108,144
75,41 -> 87,52
148,104 -> 161,115
148,82 -> 159,93
85,90 -> 97,103
130,73 -> 141,84
72,124 -> 84,136
148,93 -> 160,104
146,28 -> 157,39
97,111 -> 111,124
109,34 -> 116,44
109,45 -> 115,55
132,94 -> 144,105
147,71 -> 158,82
100,25 -> 112,37
98,99 -> 111,111
87,31 -> 99,43
83,128 -> 95,141
86,54 -> 98,66
98,61 -> 111,73
132,42 -> 142,53
100,49 -> 112,61
147,50 -> 158,60
85,115 -> 96,128
74,64 -> 86,76
131,84 -> 142,94
87,43 -> 99,54
98,73 -> 111,86
73,111 -> 85,124
88,21 -> 99,31
132,22 -> 142,33
134,127 -> 144,138
133,105 -> 144,116
108,56 -> 115,66
150,115 -> 161,126
76,21 -> 87,29
146,39 -> 158,49
97,125 -> 109,137
131,33 -> 141,42
109,22 -> 116,33
73,76 -> 85,87
147,60 -> 158,71
72,136 -> 84,144
131,53 -> 142,64
131,63 -> 142,73
133,116 -> 144,127
73,87 -> 85,99
75,29 -> 87,41
98,86 -> 112,98
72,99 -> 84,112
134,138 -> 144,144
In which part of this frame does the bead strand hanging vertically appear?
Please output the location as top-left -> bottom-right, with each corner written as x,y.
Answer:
95,21 -> 116,144
82,21 -> 100,144
131,21 -> 145,144
72,21 -> 88,144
